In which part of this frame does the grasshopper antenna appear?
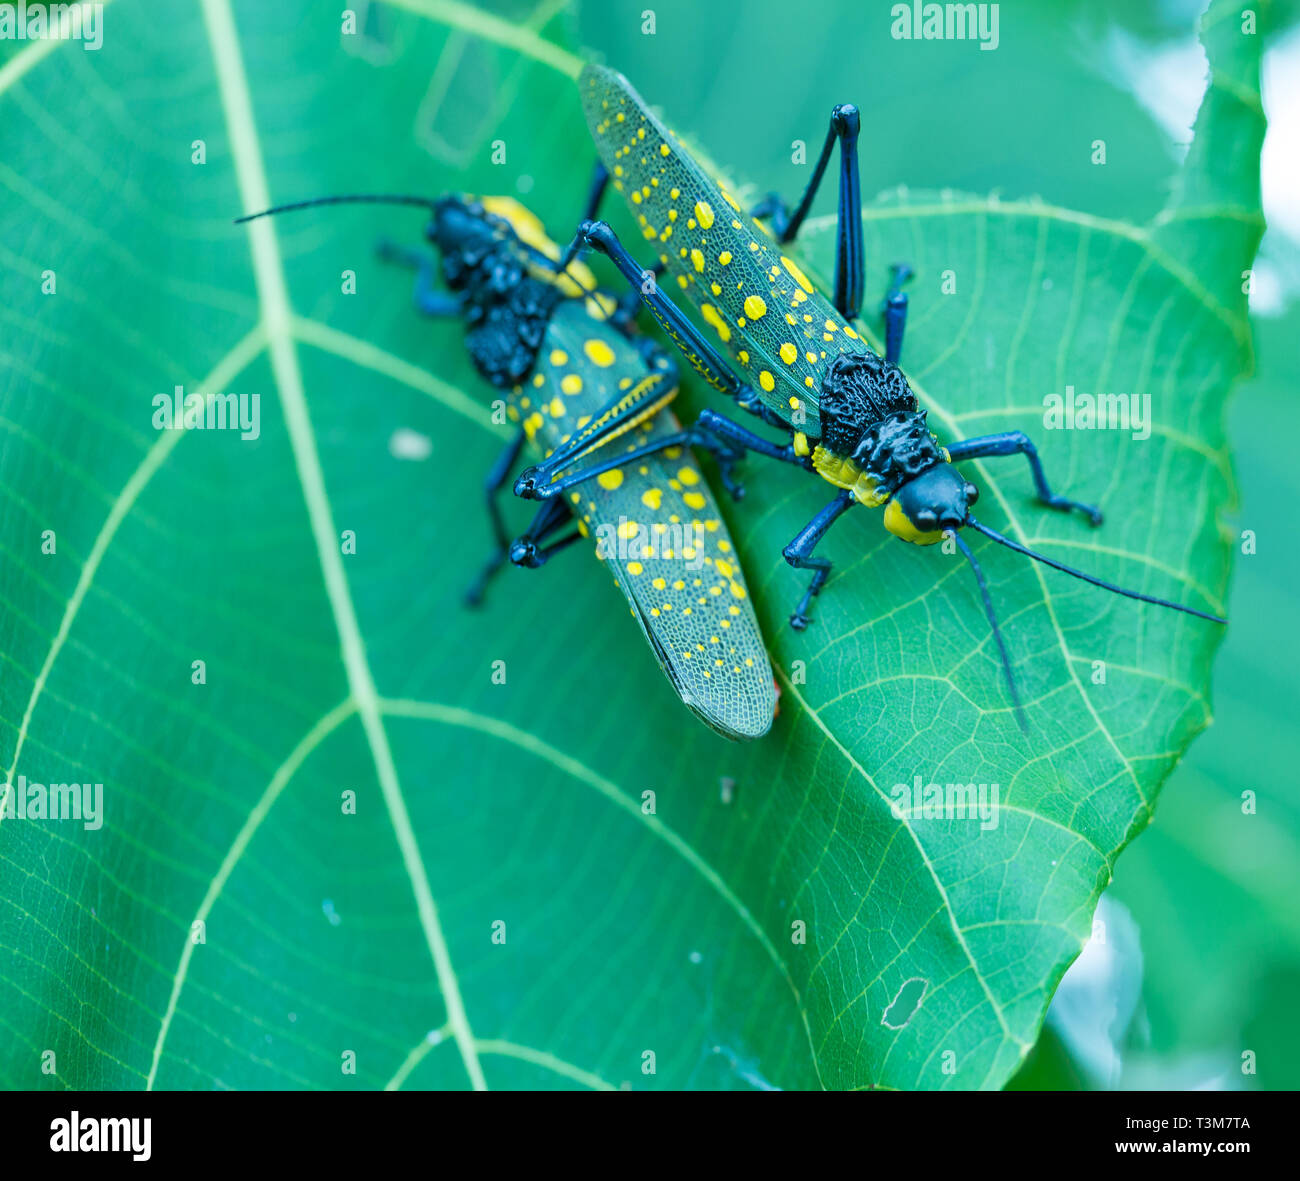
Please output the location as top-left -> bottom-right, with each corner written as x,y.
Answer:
965,517 -> 1226,624
234,194 -> 438,224
951,531 -> 1027,731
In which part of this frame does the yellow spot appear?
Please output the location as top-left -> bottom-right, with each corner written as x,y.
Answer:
730,581 -> 747,599
677,467 -> 699,486
701,304 -> 732,342
627,562 -> 642,575
548,397 -> 565,417
549,349 -> 568,365
844,325 -> 859,339
781,256 -> 815,292
561,374 -> 582,395
691,248 -> 705,272
806,350 -> 818,364
683,491 -> 706,510
743,295 -> 767,320
718,250 -> 732,265
584,339 -> 616,366
694,201 -> 715,228
660,143 -> 671,156
779,342 -> 797,364
670,187 -> 680,199
597,469 -> 624,490
652,577 -> 666,590
631,190 -> 642,204
738,350 -> 749,364
716,560 -> 733,578
668,209 -> 678,222
710,282 -> 722,296
759,371 -> 775,392
532,373 -> 545,387
641,487 -> 663,510
617,520 -> 639,540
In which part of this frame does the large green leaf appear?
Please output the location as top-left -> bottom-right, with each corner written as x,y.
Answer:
0,0 -> 1262,1091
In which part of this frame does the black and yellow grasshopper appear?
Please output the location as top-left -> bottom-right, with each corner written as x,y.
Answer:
512,64 -> 1225,726
236,181 -> 776,739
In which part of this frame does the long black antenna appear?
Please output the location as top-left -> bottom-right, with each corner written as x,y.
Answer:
232,191 -> 601,299
965,517 -> 1227,624
234,194 -> 438,224
952,531 -> 1027,732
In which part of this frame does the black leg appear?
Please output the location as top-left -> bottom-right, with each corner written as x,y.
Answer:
881,263 -> 912,366
783,489 -> 857,629
751,104 -> 864,320
581,161 -> 611,223
464,429 -> 529,605
555,220 -> 757,408
945,432 -> 1104,525
515,407 -> 807,503
608,261 -> 665,335
376,240 -> 461,316
509,497 -> 584,569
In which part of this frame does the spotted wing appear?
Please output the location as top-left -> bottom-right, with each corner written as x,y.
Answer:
508,303 -> 775,739
581,62 -> 870,436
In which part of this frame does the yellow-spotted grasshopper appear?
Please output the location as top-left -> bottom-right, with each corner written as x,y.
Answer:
236,182 -> 776,739
513,64 -> 1225,728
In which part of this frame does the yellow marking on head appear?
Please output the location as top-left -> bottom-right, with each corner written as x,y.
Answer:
584,339 -> 616,367
779,342 -> 797,364
597,469 -> 624,490
884,497 -> 944,545
744,295 -> 767,320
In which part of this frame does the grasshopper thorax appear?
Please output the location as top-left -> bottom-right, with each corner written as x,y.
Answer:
428,196 -> 561,387
816,351 -> 977,543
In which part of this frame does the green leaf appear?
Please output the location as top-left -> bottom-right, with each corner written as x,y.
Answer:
0,0 -> 1262,1092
